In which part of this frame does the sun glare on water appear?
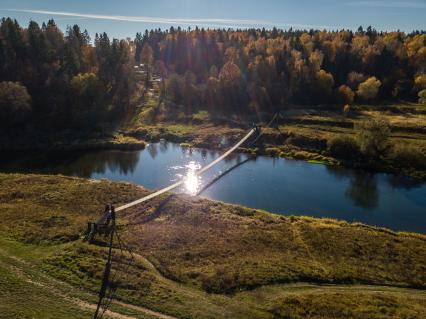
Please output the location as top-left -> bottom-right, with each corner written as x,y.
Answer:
184,161 -> 201,195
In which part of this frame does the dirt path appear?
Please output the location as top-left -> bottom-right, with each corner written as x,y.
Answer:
0,247 -> 178,319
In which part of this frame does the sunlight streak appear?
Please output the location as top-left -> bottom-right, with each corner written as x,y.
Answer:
184,161 -> 201,195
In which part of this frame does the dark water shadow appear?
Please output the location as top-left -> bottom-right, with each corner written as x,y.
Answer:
386,175 -> 424,190
345,172 -> 378,210
326,166 -> 379,210
197,157 -> 253,196
0,150 -> 140,178
147,143 -> 158,159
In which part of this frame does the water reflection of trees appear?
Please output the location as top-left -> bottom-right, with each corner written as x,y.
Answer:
198,157 -> 252,195
201,148 -> 208,160
345,173 -> 378,210
147,143 -> 158,159
0,150 -> 141,178
159,141 -> 169,154
327,165 -> 425,210
326,166 -> 379,210
386,175 -> 424,190
223,153 -> 243,164
47,151 -> 140,178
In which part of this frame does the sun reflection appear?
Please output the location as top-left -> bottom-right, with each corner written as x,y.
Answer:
184,161 -> 201,195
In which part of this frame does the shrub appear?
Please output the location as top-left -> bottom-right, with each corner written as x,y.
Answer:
343,104 -> 351,116
337,85 -> 355,105
315,69 -> 335,98
414,74 -> 426,89
389,144 -> 426,169
327,135 -> 360,160
347,71 -> 367,90
265,147 -> 281,156
287,135 -> 327,151
201,267 -> 239,293
356,76 -> 381,101
0,81 -> 32,128
418,89 -> 426,105
355,119 -> 390,158
192,110 -> 210,124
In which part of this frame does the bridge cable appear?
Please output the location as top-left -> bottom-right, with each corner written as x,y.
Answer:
115,126 -> 257,212
115,113 -> 280,213
92,113 -> 279,318
196,113 -> 280,196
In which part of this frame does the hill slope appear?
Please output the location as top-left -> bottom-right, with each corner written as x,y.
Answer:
0,173 -> 425,318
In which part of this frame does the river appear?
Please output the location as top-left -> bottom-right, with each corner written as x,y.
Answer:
1,141 -> 425,233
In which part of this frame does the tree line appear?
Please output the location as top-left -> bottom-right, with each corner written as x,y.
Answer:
0,18 -> 134,136
1,19 -> 425,138
134,26 -> 426,116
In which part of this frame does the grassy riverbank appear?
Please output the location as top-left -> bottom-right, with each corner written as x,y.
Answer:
1,82 -> 425,179
0,173 -> 425,318
121,88 -> 426,179
0,131 -> 146,152
3,68 -> 426,178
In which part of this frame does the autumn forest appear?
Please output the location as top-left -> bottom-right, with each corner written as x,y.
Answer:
0,18 -> 425,138
1,7 -> 426,319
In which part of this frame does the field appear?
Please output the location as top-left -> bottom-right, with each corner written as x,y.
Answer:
1,173 -> 425,318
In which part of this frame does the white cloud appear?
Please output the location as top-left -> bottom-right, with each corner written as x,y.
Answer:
347,1 -> 426,9
1,9 -> 336,30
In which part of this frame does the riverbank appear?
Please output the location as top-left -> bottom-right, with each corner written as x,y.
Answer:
1,96 -> 425,180
0,132 -> 146,152
122,99 -> 426,180
0,173 -> 425,318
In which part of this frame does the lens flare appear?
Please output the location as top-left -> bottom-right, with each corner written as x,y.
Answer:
184,161 -> 201,195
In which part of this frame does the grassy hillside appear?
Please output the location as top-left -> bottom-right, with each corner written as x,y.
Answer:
0,173 -> 425,318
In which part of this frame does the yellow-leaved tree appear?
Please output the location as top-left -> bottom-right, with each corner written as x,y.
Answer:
357,76 -> 381,101
415,74 -> 426,105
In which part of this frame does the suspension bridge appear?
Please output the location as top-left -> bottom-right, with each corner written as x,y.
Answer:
88,115 -> 280,318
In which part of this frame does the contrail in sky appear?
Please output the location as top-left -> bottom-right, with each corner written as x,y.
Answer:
2,9 -> 335,30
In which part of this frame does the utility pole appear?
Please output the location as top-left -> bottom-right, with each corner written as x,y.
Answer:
93,205 -> 115,319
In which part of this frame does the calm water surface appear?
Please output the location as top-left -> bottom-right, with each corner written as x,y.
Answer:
1,142 -> 425,233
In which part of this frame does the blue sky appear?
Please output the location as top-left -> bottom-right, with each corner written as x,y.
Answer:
0,0 -> 425,39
